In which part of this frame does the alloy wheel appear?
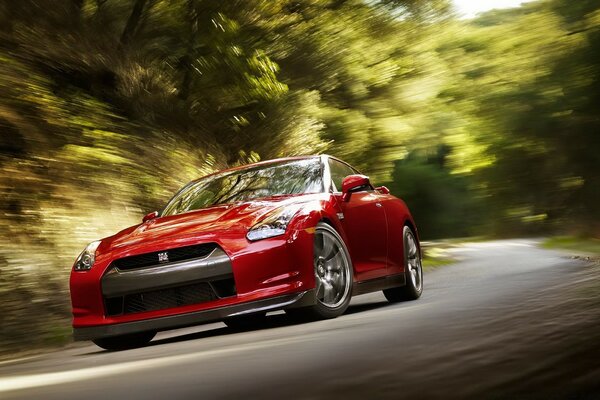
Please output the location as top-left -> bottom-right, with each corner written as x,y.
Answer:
405,229 -> 422,292
313,228 -> 352,309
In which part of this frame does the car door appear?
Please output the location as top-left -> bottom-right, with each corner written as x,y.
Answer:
328,159 -> 388,281
377,193 -> 409,276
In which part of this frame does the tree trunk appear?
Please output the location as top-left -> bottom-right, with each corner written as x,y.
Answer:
179,0 -> 199,100
120,0 -> 148,46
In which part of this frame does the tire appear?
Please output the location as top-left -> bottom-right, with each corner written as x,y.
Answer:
223,312 -> 267,331
288,222 -> 353,320
383,225 -> 423,302
92,331 -> 156,351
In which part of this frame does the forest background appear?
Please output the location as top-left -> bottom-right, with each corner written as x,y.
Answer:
0,0 -> 598,353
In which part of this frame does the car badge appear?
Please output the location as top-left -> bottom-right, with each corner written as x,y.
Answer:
158,252 -> 169,263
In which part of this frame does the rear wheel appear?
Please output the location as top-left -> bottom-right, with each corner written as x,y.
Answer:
288,222 -> 353,320
383,225 -> 423,302
93,331 -> 156,351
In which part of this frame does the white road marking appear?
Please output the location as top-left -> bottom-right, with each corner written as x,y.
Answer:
0,336 -> 306,393
0,356 -> 42,367
0,301 -> 428,394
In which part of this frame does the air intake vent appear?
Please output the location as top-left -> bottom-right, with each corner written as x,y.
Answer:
123,282 -> 217,314
105,281 -> 231,316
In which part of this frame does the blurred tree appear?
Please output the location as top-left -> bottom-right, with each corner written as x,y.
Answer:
0,0 -> 449,353
0,0 -> 599,355
387,147 -> 481,239
120,0 -> 152,46
428,0 -> 600,235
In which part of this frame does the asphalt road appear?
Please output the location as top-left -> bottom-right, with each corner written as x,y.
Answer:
1,240 -> 599,399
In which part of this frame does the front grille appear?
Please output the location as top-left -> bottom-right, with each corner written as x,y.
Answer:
105,281 -> 227,316
111,243 -> 217,271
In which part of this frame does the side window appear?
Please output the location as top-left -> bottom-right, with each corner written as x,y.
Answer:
328,159 -> 357,192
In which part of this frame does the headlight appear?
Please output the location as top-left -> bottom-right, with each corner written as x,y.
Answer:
246,205 -> 304,241
73,241 -> 101,271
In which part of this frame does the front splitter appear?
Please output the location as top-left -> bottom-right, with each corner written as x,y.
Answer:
73,289 -> 316,341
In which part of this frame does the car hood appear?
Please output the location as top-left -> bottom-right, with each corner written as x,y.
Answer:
102,194 -> 322,252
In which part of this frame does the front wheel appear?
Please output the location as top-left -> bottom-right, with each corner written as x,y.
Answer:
288,222 -> 353,320
383,225 -> 423,302
92,331 -> 156,351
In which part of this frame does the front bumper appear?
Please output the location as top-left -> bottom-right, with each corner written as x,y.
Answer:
71,227 -> 318,339
73,289 -> 315,341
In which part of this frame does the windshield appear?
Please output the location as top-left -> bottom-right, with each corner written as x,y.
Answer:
162,158 -> 323,216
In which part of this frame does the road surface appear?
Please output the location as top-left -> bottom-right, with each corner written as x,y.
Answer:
1,240 -> 599,399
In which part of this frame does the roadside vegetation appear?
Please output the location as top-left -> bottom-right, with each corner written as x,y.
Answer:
542,237 -> 600,256
422,254 -> 455,270
421,241 -> 464,270
0,0 -> 598,355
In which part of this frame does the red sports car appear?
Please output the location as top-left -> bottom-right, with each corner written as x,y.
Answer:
70,155 -> 423,350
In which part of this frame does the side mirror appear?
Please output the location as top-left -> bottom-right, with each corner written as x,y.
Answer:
142,211 -> 159,223
376,186 -> 390,195
341,174 -> 371,202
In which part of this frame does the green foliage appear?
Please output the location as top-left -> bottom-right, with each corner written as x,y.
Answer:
0,0 -> 599,355
542,236 -> 600,256
431,0 -> 600,236
387,149 -> 482,239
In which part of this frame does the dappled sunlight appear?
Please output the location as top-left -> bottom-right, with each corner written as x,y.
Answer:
0,0 -> 599,357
